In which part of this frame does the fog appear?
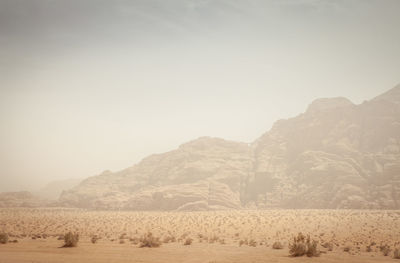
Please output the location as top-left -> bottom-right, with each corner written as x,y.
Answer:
1,0 -> 399,191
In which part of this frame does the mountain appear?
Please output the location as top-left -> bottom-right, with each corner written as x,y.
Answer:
59,85 -> 400,210
59,138 -> 252,210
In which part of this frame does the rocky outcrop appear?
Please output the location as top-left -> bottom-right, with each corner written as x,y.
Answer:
59,137 -> 251,210
251,84 -> 400,209
59,84 -> 400,210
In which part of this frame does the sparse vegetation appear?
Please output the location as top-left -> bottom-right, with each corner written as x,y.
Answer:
0,232 -> 9,244
91,236 -> 99,244
63,232 -> 79,247
139,232 -> 161,248
184,237 -> 193,245
380,244 -> 391,256
366,245 -> 372,252
239,239 -> 247,247
343,246 -> 351,252
288,233 -> 320,257
249,239 -> 257,247
272,241 -> 283,249
394,248 -> 400,259
0,208 -> 399,262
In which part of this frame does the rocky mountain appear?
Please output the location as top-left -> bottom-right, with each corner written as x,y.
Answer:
60,138 -> 252,210
60,85 -> 400,210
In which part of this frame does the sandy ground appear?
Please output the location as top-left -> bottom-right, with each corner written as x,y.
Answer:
0,209 -> 399,263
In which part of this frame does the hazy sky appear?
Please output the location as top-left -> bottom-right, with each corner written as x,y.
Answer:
1,0 -> 400,191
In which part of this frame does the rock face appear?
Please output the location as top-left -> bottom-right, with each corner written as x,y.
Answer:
60,85 -> 400,210
60,138 -> 251,210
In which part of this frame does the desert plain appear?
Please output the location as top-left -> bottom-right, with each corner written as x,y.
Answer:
0,208 -> 399,263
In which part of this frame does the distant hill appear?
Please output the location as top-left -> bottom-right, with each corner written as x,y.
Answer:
37,178 -> 83,200
58,84 -> 400,210
0,191 -> 50,208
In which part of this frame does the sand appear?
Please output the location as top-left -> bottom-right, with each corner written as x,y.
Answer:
0,208 -> 399,263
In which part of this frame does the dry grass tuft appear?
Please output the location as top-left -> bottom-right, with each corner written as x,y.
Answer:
239,239 -> 247,247
249,239 -> 257,247
289,233 -> 320,257
380,244 -> 391,256
0,233 -> 9,244
139,232 -> 161,248
91,236 -> 100,244
63,232 -> 79,247
184,237 -> 193,245
394,248 -> 400,259
343,246 -> 351,252
366,245 -> 372,252
272,241 -> 283,249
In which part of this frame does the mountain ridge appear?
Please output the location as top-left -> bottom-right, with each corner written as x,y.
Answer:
54,85 -> 400,210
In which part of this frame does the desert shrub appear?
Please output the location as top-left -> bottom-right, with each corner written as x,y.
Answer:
239,239 -> 248,246
249,239 -> 257,247
272,241 -> 284,249
289,241 -> 307,256
306,240 -> 319,257
63,232 -> 79,247
380,244 -> 391,256
394,248 -> 400,259
91,236 -> 99,244
184,237 -> 193,245
366,245 -> 372,252
0,233 -> 9,244
119,239 -> 125,244
289,233 -> 320,257
343,246 -> 351,252
139,232 -> 161,248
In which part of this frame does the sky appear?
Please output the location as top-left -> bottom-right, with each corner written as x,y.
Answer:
0,0 -> 400,192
